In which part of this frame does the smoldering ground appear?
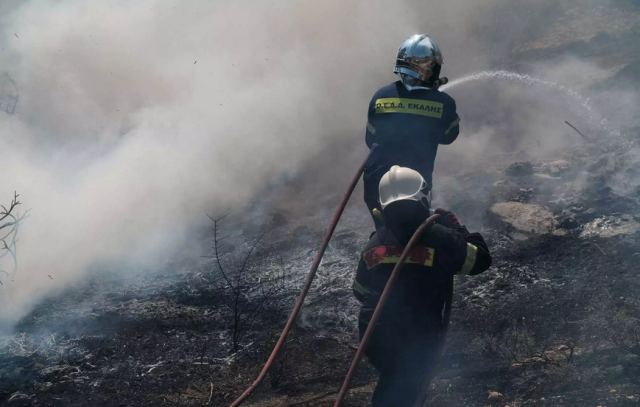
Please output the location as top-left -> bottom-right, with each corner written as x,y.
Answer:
0,0 -> 638,335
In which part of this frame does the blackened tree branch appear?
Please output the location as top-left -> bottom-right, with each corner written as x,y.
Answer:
0,192 -> 27,282
208,215 -> 285,354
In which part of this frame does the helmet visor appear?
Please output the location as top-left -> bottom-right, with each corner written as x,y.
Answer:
379,176 -> 430,209
396,56 -> 439,82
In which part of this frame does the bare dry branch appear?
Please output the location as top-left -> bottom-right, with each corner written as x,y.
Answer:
0,192 -> 20,217
205,382 -> 214,406
564,120 -> 589,140
0,191 -> 26,281
208,215 -> 233,290
208,215 -> 287,354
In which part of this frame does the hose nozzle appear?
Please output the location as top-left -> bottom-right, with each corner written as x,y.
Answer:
433,77 -> 448,90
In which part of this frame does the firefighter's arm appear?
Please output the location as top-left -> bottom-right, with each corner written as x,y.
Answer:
364,95 -> 377,148
460,232 -> 492,275
365,120 -> 376,148
352,255 -> 373,303
431,210 -> 492,276
439,96 -> 460,145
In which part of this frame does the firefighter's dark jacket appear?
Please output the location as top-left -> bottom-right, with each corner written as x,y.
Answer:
353,222 -> 491,310
364,81 -> 460,188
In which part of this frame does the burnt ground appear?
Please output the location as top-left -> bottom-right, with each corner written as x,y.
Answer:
1,125 -> 640,406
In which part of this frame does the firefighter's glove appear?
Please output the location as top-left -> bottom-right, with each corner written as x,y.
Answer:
435,208 -> 469,235
435,208 -> 461,227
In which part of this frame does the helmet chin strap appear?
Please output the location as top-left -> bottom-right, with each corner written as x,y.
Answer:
400,74 -> 449,91
402,81 -> 430,91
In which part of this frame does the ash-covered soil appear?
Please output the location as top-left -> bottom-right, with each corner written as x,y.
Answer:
2,125 -> 640,406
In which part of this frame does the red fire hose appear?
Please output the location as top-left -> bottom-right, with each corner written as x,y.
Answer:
228,157 -> 369,407
333,214 -> 441,406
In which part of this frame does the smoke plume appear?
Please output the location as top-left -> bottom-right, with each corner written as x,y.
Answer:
1,0 -> 638,328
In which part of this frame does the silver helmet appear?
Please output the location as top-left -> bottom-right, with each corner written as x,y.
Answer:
393,34 -> 443,88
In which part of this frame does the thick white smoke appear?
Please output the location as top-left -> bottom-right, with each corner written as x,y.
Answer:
0,0 -> 637,328
0,0 -> 497,327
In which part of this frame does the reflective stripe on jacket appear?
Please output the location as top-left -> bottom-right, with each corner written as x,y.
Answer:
352,223 -> 491,308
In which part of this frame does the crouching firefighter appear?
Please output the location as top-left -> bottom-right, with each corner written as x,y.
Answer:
352,166 -> 492,406
364,34 -> 460,228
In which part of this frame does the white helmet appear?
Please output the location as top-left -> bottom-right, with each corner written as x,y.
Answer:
378,166 -> 431,210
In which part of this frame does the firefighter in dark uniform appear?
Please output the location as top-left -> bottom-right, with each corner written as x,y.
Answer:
353,166 -> 492,406
364,34 -> 460,227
